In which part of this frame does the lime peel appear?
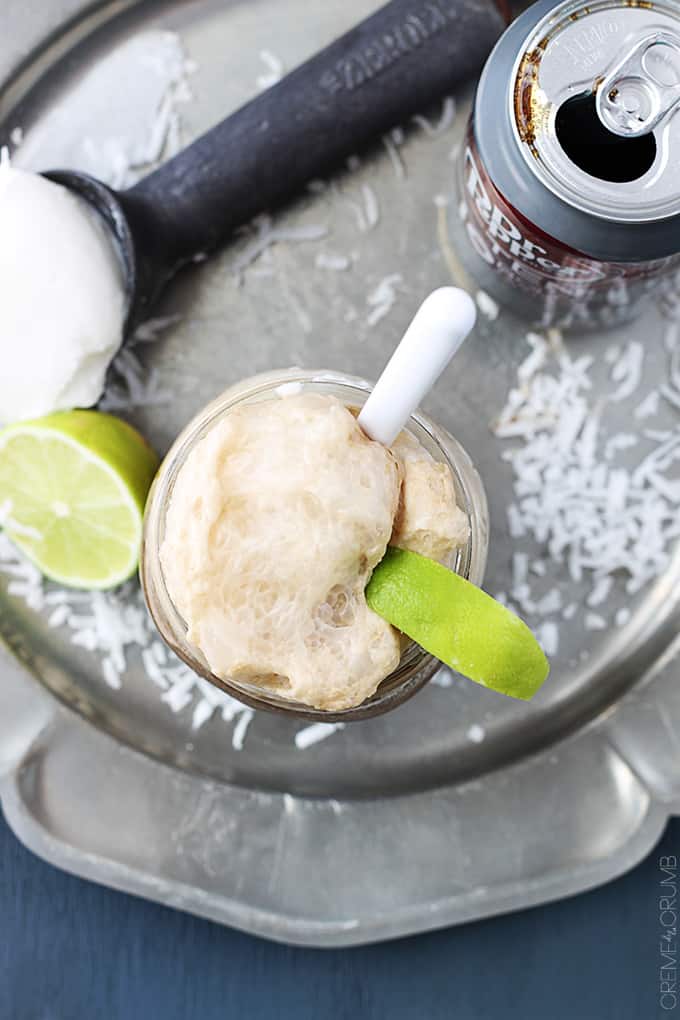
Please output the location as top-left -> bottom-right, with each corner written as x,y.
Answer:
366,547 -> 550,700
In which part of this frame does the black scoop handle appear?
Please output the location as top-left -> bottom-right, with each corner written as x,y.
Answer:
124,0 -> 507,280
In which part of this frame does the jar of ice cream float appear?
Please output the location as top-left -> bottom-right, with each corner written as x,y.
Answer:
141,368 -> 489,722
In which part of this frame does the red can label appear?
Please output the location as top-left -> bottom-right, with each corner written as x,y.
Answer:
458,124 -> 679,328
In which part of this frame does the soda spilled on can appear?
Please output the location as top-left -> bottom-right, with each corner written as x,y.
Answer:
453,0 -> 680,330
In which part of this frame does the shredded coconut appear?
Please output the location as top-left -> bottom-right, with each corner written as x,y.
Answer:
315,252 -> 351,271
361,184 -> 380,231
604,433 -> 638,460
587,576 -> 613,608
16,33 -> 196,191
366,274 -> 402,327
536,621 -> 559,656
493,326 -> 680,650
0,534 -> 254,748
337,176 -> 380,234
585,613 -> 607,631
535,588 -> 562,615
466,723 -> 485,744
256,49 -> 284,90
476,290 -> 499,321
382,129 -> 407,180
634,391 -> 660,420
132,314 -> 182,342
511,551 -> 529,589
294,722 -> 346,750
100,347 -> 174,412
610,341 -> 644,402
230,214 -> 328,282
412,96 -> 456,137
231,710 -> 254,750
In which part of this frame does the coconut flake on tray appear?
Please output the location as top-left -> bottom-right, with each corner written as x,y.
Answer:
294,722 -> 346,750
256,49 -> 285,91
0,533 -> 261,747
492,312 -> 680,654
366,274 -> 403,327
412,96 -> 456,138
229,214 -> 329,283
14,32 -> 196,189
382,128 -> 407,180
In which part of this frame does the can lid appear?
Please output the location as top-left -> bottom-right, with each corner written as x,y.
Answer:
474,0 -> 680,259
511,0 -> 680,225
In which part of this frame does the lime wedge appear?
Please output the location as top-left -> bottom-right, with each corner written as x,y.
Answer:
0,411 -> 159,589
366,547 -> 549,700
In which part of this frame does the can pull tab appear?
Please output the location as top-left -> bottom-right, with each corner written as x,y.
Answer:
596,31 -> 680,139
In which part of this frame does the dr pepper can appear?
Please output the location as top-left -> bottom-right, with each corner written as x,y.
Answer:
454,0 -> 680,330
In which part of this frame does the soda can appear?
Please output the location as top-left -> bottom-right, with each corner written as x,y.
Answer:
453,0 -> 680,330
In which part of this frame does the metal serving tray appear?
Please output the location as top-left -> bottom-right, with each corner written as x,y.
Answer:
0,0 -> 678,947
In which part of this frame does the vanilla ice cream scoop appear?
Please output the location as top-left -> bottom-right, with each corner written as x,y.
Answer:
1,0 -> 501,428
6,0 -> 503,424
0,166 -> 126,424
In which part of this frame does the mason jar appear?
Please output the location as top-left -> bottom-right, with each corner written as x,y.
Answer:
141,369 -> 490,722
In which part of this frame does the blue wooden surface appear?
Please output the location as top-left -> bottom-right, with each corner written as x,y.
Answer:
0,810 -> 674,1019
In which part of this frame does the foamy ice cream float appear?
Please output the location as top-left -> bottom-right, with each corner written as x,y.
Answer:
142,290 -> 549,719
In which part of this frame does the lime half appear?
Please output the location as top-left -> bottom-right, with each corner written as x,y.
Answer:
0,411 -> 159,589
367,547 -> 550,700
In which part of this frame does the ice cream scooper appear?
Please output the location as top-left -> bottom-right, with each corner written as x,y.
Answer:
45,0 -> 508,331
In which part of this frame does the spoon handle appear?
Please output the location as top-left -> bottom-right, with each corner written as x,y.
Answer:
358,288 -> 476,446
125,0 -> 507,276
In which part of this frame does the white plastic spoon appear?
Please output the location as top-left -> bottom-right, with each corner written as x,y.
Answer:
357,287 -> 476,447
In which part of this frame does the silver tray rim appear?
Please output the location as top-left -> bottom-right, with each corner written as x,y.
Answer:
0,0 -> 678,948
